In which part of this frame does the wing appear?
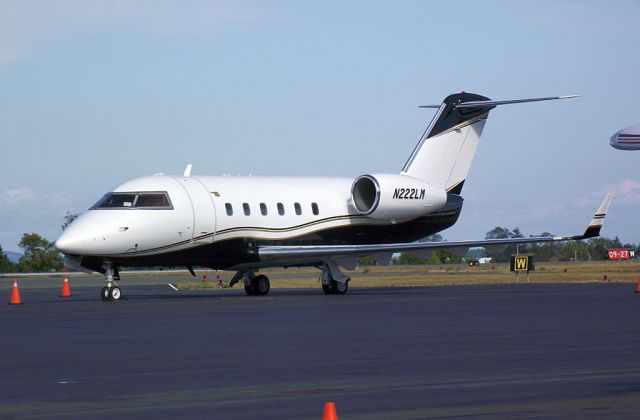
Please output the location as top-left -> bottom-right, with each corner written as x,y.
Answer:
257,193 -> 613,268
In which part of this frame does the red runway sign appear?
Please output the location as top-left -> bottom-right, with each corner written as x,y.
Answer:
607,249 -> 636,260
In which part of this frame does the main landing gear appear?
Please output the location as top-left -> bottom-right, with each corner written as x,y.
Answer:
228,271 -> 271,296
228,262 -> 350,296
245,274 -> 270,296
101,262 -> 123,301
320,261 -> 350,295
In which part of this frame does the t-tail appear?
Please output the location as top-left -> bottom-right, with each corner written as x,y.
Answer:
401,92 -> 579,194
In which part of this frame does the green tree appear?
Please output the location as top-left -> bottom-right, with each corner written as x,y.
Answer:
0,244 -> 15,273
17,233 -> 63,272
358,256 -> 376,266
418,233 -> 444,243
426,250 -> 461,264
396,233 -> 447,264
485,226 -> 513,240
484,226 -> 525,262
395,253 -> 425,265
558,241 -> 591,261
528,232 -> 558,262
587,236 -> 623,260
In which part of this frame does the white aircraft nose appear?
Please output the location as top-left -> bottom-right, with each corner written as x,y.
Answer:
55,231 -> 85,255
55,211 -> 106,255
54,210 -> 136,256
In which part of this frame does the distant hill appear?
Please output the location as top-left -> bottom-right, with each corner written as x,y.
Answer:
5,251 -> 21,264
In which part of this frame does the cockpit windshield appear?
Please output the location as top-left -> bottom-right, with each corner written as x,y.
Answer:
91,192 -> 173,209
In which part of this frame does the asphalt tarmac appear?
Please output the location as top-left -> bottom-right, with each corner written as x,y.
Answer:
1,280 -> 640,419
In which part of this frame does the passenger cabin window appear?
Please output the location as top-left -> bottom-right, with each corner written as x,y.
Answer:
260,203 -> 267,216
243,203 -> 250,216
92,192 -> 172,209
294,202 -> 302,215
311,202 -> 319,215
225,203 -> 233,216
277,202 -> 285,216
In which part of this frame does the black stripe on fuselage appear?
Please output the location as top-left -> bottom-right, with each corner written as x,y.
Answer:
122,214 -> 372,256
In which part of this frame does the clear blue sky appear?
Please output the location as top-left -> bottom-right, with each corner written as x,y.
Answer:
1,0 -> 639,251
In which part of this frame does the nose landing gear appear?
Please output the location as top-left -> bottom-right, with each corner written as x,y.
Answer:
101,285 -> 123,301
101,262 -> 123,301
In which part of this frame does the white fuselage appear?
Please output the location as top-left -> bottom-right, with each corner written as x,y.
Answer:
58,175 -> 350,256
56,173 -> 453,272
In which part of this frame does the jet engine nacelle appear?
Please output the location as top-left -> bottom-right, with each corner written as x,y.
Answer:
350,173 -> 447,221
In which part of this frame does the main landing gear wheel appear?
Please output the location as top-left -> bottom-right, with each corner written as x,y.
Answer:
332,280 -> 348,295
244,275 -> 270,296
323,280 -> 349,295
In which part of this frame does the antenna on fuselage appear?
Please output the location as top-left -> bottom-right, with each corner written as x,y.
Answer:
183,164 -> 193,177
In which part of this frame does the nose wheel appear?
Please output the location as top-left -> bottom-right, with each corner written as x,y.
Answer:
101,262 -> 124,301
101,285 -> 123,301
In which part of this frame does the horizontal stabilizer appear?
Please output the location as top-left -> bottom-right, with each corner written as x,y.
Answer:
419,94 -> 578,110
455,95 -> 579,108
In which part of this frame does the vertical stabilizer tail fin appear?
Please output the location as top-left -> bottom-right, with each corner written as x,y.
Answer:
402,93 -> 578,194
402,92 -> 494,194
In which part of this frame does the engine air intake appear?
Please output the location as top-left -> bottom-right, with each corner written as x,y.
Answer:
352,175 -> 380,214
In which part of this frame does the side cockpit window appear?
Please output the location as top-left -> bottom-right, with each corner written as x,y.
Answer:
97,193 -> 137,208
136,193 -> 171,208
92,192 -> 173,210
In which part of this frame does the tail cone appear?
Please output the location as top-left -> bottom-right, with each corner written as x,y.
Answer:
9,279 -> 23,305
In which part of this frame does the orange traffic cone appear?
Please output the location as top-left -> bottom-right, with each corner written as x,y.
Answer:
9,279 -> 23,305
323,402 -> 338,420
60,276 -> 72,298
634,279 -> 640,294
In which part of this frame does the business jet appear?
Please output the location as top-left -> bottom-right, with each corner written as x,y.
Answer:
610,124 -> 640,150
55,91 -> 612,301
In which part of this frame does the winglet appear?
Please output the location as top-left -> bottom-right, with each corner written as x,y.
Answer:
183,164 -> 193,177
581,192 -> 613,239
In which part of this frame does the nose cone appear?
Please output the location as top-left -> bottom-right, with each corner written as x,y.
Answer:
56,216 -> 95,255
55,230 -> 84,255
55,210 -> 131,256
610,133 -> 620,149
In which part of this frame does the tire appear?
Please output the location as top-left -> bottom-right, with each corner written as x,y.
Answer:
322,283 -> 332,295
101,286 -> 110,301
244,284 -> 256,296
330,279 -> 349,295
110,286 -> 122,301
253,275 -> 270,295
